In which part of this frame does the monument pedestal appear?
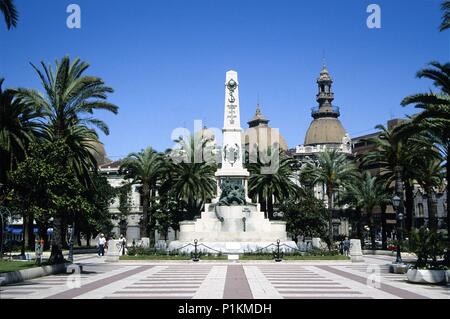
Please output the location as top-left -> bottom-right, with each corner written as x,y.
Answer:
168,204 -> 297,253
106,239 -> 121,262
350,239 -> 364,262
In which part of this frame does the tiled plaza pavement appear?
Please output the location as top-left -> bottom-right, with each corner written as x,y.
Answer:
1,255 -> 449,299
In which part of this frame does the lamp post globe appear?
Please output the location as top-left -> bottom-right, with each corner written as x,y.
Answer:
392,195 -> 401,209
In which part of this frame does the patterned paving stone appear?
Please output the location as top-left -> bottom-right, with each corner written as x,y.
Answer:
255,265 -> 367,299
102,265 -> 213,299
1,254 -> 449,299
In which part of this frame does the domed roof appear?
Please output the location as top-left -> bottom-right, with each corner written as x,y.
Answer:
304,117 -> 347,145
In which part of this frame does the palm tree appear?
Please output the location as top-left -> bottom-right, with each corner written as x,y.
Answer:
400,61 -> 450,261
16,56 -> 119,185
440,1 -> 450,31
301,149 -> 357,249
0,78 -> 42,185
361,124 -> 438,232
0,0 -> 18,30
343,171 -> 391,250
16,56 -> 118,263
165,134 -> 216,220
120,147 -> 164,239
248,149 -> 299,219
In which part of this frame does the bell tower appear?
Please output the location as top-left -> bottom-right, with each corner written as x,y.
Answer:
313,64 -> 339,119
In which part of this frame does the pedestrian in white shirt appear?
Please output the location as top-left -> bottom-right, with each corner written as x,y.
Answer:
98,233 -> 106,256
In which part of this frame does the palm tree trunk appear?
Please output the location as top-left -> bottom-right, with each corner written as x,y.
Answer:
369,208 -> 376,250
356,207 -> 364,248
76,228 -> 82,247
148,189 -> 154,246
268,192 -> 274,220
447,147 -> 450,265
49,215 -> 64,264
426,186 -> 438,231
141,183 -> 150,239
259,190 -> 267,219
327,185 -> 333,251
27,212 -> 35,251
404,180 -> 414,232
381,204 -> 388,250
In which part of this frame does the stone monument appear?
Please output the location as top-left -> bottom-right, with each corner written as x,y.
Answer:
106,239 -> 121,262
350,239 -> 364,262
168,70 -> 297,254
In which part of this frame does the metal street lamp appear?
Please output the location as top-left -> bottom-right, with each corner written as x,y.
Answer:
392,195 -> 403,264
68,221 -> 75,263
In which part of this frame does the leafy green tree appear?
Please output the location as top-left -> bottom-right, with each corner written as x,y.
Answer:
301,149 -> 357,248
114,182 -> 132,237
151,191 -> 182,241
77,174 -> 115,246
10,141 -> 92,263
248,148 -> 300,219
120,147 -> 164,238
280,189 -> 328,242
0,0 -> 18,30
117,183 -> 132,218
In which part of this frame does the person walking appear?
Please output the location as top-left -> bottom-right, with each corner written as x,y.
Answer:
97,233 -> 106,256
343,236 -> 350,257
119,234 -> 127,256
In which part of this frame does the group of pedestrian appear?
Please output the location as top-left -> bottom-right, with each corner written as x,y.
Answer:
97,233 -> 127,257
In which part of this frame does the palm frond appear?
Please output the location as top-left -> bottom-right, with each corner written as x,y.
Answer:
0,0 -> 18,29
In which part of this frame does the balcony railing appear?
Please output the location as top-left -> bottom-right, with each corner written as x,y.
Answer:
311,105 -> 340,118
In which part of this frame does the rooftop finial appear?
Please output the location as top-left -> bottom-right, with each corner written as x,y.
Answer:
322,49 -> 326,68
255,103 -> 261,116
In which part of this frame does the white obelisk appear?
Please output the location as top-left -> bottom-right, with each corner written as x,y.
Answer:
215,70 -> 249,178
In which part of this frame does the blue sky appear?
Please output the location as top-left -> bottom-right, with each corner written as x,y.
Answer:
1,0 -> 449,159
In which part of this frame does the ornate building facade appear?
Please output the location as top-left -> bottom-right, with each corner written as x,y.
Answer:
293,65 -> 352,239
